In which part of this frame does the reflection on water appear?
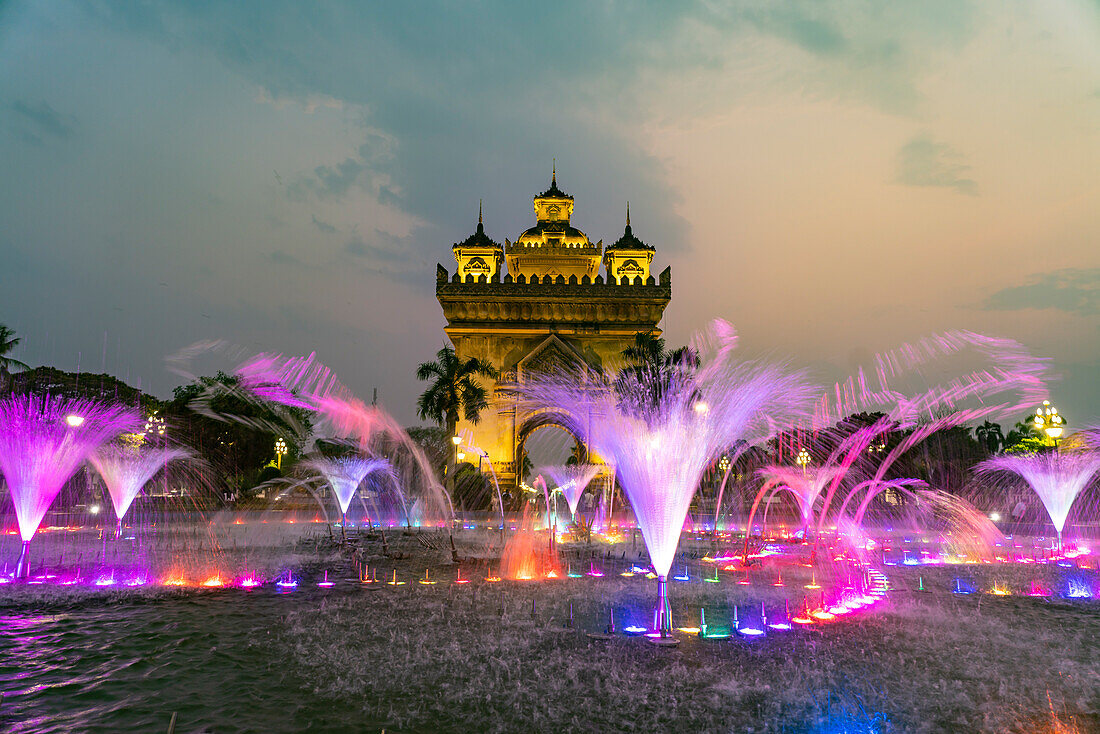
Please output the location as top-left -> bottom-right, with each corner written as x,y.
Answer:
0,589 -> 363,733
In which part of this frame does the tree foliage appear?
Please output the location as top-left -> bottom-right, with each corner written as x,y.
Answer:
614,331 -> 699,418
0,324 -> 30,393
415,346 -> 498,434
166,371 -> 311,493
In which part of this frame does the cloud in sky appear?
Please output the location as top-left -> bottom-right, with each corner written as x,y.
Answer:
6,99 -> 76,145
983,269 -> 1100,316
895,134 -> 977,195
310,214 -> 336,234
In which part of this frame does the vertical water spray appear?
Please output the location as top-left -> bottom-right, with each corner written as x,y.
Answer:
519,320 -> 814,637
750,464 -> 844,538
302,455 -> 390,538
0,395 -> 139,577
544,463 -> 601,519
90,445 -> 191,537
977,451 -> 1100,548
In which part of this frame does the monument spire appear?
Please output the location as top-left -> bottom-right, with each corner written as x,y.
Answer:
552,158 -> 556,187
479,199 -> 483,225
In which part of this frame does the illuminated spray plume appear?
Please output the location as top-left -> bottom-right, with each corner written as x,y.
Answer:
90,445 -> 191,537
302,455 -> 391,532
731,330 -> 1052,560
519,320 -> 815,637
752,464 -> 843,537
0,395 -> 140,577
978,451 -> 1100,549
544,463 -> 601,518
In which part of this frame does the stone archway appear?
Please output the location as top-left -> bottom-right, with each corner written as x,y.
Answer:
515,411 -> 589,483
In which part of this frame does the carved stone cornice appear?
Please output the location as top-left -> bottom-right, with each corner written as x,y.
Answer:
436,267 -> 671,331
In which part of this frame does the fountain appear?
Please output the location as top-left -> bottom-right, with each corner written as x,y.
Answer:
90,445 -> 191,538
750,464 -> 844,538
232,353 -> 454,526
500,505 -> 556,580
519,320 -> 815,639
0,395 -> 140,577
544,463 -> 601,519
301,454 -> 390,538
978,451 -> 1100,549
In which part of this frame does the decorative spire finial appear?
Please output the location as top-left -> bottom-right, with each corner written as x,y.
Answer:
479,199 -> 483,225
626,201 -> 630,227
552,158 -> 556,186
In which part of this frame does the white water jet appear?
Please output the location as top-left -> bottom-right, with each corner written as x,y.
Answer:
978,451 -> 1100,547
544,464 -> 601,518
90,445 -> 191,535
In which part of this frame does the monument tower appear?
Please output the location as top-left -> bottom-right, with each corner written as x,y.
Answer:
436,169 -> 671,491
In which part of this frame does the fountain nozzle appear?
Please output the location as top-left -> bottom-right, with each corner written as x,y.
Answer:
653,575 -> 672,637
15,540 -> 31,580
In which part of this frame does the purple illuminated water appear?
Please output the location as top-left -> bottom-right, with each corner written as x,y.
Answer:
754,464 -> 844,534
0,395 -> 139,575
519,320 -> 815,633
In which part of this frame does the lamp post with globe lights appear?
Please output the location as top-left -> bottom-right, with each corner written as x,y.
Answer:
274,437 -> 287,470
796,447 -> 811,476
1034,400 -> 1065,448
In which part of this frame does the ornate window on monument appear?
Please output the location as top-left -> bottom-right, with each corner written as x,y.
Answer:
617,259 -> 644,278
465,256 -> 490,276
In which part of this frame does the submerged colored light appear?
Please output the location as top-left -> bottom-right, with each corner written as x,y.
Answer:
202,576 -> 225,588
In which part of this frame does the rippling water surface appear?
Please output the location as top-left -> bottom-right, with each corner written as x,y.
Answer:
0,588 -> 364,733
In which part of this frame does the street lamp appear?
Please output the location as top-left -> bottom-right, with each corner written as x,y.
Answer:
796,447 -> 811,475
144,410 -> 166,440
275,437 -> 287,470
1034,400 -> 1064,447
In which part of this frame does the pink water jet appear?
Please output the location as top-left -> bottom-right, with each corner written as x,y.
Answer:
0,395 -> 140,578
752,464 -> 844,538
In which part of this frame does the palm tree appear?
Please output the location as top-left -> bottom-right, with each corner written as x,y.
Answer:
0,324 -> 30,393
415,346 -> 498,438
974,420 -> 1005,455
615,331 -> 699,415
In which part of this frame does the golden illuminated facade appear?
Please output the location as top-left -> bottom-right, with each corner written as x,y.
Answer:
437,170 -> 671,491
